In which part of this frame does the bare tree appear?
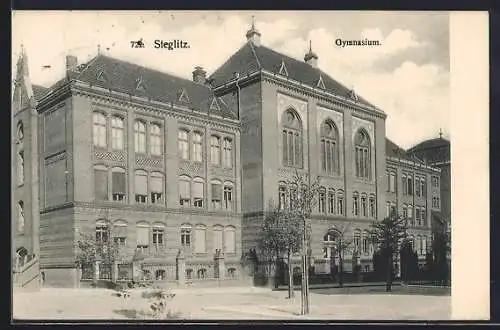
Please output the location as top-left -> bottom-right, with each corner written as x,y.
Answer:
327,223 -> 354,287
367,211 -> 408,292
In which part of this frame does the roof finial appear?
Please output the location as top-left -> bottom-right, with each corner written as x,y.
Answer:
439,128 -> 443,139
246,16 -> 261,46
251,15 -> 256,30
97,43 -> 101,55
309,40 -> 312,53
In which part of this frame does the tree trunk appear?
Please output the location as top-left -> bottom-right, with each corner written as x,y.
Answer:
386,253 -> 393,292
338,252 -> 343,288
287,250 -> 294,298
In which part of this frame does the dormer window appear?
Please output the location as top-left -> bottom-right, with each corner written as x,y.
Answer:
97,70 -> 106,82
210,97 -> 220,111
136,76 -> 146,91
178,88 -> 190,103
278,59 -> 289,76
316,75 -> 326,89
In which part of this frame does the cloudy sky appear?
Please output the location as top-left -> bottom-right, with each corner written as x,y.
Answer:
12,11 -> 449,149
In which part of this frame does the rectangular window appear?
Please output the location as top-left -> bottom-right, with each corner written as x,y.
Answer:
181,227 -> 191,247
135,172 -> 148,204
152,228 -> 164,247
179,130 -> 189,160
415,208 -> 421,226
114,237 -> 126,247
112,171 -> 126,202
386,171 -> 390,192
211,183 -> 222,209
136,226 -> 149,248
402,176 -> 407,196
213,229 -> 223,252
94,168 -> 108,201
294,133 -> 302,168
415,176 -> 421,196
192,133 -> 203,162
179,179 -> 191,207
224,229 -> 236,254
223,138 -> 233,168
421,179 -> 426,197
111,117 -> 124,150
134,121 -> 146,154
282,131 -> 288,166
195,227 -> 206,253
407,177 -> 413,196
321,141 -> 326,172
403,204 -> 408,219
150,124 -> 162,156
389,172 -> 396,192
192,181 -> 204,208
150,175 -> 163,204
408,204 -> 413,220
210,136 -> 220,165
279,186 -> 286,210
17,151 -> 24,185
96,225 -> 108,243
224,185 -> 233,210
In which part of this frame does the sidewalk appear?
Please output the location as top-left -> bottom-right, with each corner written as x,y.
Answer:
274,281 -> 401,291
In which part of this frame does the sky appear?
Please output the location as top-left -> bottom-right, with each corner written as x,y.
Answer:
12,11 -> 450,149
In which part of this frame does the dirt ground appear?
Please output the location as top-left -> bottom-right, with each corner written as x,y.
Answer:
12,286 -> 451,321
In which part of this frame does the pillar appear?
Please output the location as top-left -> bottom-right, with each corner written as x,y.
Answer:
93,260 -> 100,285
214,249 -> 225,280
176,250 -> 186,287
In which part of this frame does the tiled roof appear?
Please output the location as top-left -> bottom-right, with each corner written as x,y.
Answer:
408,138 -> 450,164
48,55 -> 237,120
386,138 -> 425,164
209,42 -> 380,111
32,84 -> 49,101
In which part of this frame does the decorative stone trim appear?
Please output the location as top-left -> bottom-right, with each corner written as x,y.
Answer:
94,151 -> 126,163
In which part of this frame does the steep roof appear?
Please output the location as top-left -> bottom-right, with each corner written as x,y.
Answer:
408,137 -> 450,164
32,84 -> 49,101
43,55 -> 237,120
386,138 -> 425,164
209,41 -> 381,112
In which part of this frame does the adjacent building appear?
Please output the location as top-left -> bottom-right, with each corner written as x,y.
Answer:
12,23 -> 439,287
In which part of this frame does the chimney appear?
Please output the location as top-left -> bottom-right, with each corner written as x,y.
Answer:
304,41 -> 318,68
192,66 -> 207,84
245,17 -> 261,47
66,55 -> 78,72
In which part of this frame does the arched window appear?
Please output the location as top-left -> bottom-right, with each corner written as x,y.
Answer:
337,190 -> 345,216
281,109 -> 302,168
17,151 -> 24,185
323,230 -> 336,259
93,112 -> 107,148
152,222 -> 165,250
223,138 -> 233,168
111,167 -> 126,202
195,224 -> 207,253
112,220 -> 127,247
17,201 -> 24,233
155,269 -> 165,280
192,132 -> 203,162
17,121 -> 24,142
210,136 -> 221,165
224,226 -> 236,254
362,230 -> 370,255
360,193 -> 367,217
318,187 -> 326,213
278,182 -> 287,210
192,177 -> 204,208
150,123 -> 162,155
223,182 -> 234,211
353,229 -> 361,252
134,170 -> 148,204
369,195 -> 376,218
150,172 -> 164,204
134,120 -> 146,153
320,120 -> 339,174
213,225 -> 223,253
354,129 -> 370,179
179,175 -> 191,207
197,268 -> 206,279
352,192 -> 360,216
111,116 -> 124,150
178,129 -> 189,160
96,220 -> 109,244
180,223 -> 192,247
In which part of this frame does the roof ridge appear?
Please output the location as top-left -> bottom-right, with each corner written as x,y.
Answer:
247,41 -> 262,69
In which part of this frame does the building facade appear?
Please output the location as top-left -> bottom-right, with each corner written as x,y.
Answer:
12,24 -> 438,286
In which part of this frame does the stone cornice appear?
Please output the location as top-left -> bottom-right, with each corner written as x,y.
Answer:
261,70 -> 387,120
71,82 -> 240,133
386,156 -> 441,173
41,201 -> 242,218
